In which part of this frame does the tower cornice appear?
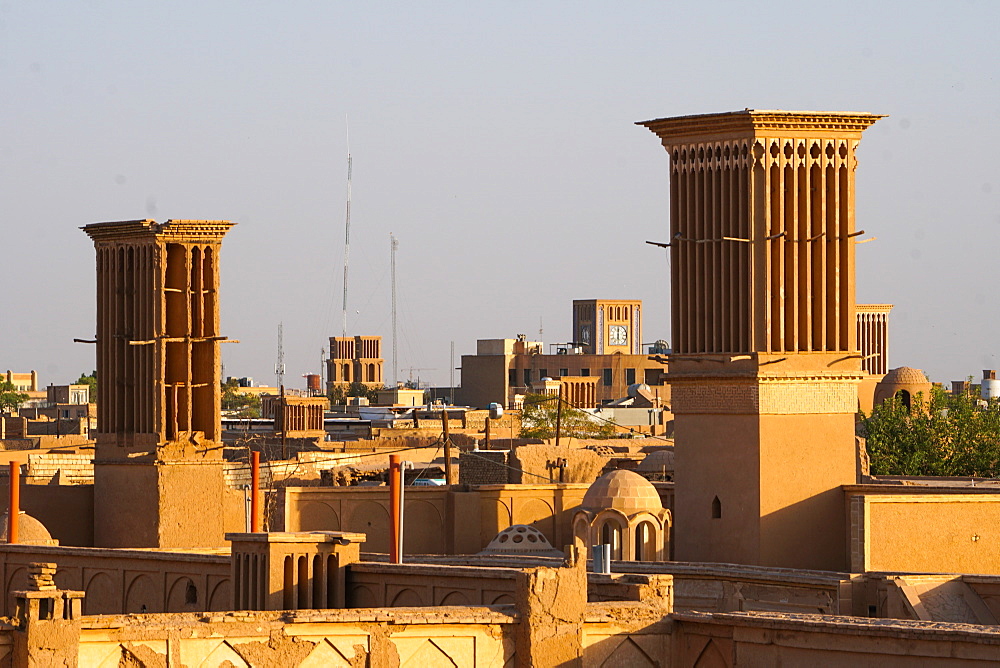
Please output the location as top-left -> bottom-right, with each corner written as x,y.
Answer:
638,109 -> 885,144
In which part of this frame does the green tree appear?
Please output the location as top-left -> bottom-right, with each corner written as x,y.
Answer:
862,387 -> 1000,477
221,379 -> 261,418
328,382 -> 383,406
519,393 -> 617,440
76,370 -> 98,403
0,380 -> 29,414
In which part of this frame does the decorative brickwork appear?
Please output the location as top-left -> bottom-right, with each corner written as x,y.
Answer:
672,378 -> 859,415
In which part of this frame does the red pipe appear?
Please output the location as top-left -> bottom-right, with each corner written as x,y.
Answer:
8,461 -> 18,544
389,454 -> 401,564
250,451 -> 261,533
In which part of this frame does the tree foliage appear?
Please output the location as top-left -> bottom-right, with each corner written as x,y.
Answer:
221,379 -> 261,418
76,370 -> 98,403
862,387 -> 1000,477
519,393 -> 617,440
328,382 -> 382,406
0,380 -> 29,413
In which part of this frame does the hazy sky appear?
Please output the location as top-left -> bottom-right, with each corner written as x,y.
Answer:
2,2 -> 998,389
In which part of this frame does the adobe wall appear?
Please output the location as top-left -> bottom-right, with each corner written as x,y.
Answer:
93,462 -> 244,549
349,563 -> 519,607
509,443 -> 610,484
611,560 -> 857,617
349,561 -> 674,611
671,610 -> 1000,666
285,484 -> 591,555
0,479 -> 94,546
0,543 -> 230,617
849,491 -> 1000,574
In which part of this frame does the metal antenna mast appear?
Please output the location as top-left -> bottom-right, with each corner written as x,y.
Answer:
275,322 -> 285,389
341,120 -> 352,338
390,233 -> 399,387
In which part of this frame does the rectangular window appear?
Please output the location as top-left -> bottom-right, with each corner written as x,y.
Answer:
580,368 -> 590,377
603,369 -> 613,387
625,368 -> 636,385
559,369 -> 568,377
523,369 -> 532,385
539,368 -> 548,379
508,369 -> 517,386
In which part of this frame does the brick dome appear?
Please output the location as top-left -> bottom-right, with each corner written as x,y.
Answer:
874,366 -> 933,409
880,367 -> 929,385
582,469 -> 663,513
637,449 -> 674,473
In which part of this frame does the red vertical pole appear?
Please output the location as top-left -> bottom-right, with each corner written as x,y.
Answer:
8,461 -> 19,544
250,451 -> 261,533
389,454 -> 401,564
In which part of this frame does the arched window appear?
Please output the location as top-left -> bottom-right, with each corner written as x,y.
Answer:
712,496 -> 722,519
599,520 -> 622,560
896,390 -> 912,411
282,556 -> 294,609
634,520 -> 657,561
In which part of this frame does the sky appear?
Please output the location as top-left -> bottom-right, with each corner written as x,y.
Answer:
1,1 -> 998,389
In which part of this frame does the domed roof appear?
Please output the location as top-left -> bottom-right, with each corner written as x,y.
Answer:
478,525 -> 564,557
0,512 -> 56,545
582,469 -> 663,513
637,449 -> 674,472
879,367 -> 930,386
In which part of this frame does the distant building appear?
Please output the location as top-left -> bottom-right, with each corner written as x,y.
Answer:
326,336 -> 384,391
572,299 -> 643,354
459,312 -> 669,409
856,304 -> 893,412
4,370 -> 38,391
46,384 -> 90,406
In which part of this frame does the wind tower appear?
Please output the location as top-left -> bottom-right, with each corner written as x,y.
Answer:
639,110 -> 882,570
82,219 -> 236,548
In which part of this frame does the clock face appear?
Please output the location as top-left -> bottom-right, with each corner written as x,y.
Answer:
580,325 -> 591,344
609,325 -> 628,346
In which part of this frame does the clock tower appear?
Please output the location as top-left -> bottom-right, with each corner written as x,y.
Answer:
572,299 -> 642,355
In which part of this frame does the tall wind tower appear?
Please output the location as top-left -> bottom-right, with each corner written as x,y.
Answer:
639,109 -> 882,571
82,218 -> 235,548
341,127 -> 353,339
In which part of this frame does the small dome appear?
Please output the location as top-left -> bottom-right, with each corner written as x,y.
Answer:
0,512 -> 56,545
479,525 -> 564,557
874,366 -> 933,409
582,469 -> 663,513
880,367 -> 929,385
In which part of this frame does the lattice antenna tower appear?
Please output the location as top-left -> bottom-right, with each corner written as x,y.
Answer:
275,322 -> 285,389
320,346 -> 327,391
390,233 -> 399,386
341,121 -> 353,339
